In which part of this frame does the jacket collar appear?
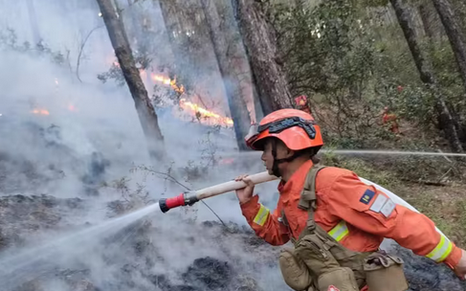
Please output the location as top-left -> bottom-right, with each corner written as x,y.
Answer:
277,159 -> 314,202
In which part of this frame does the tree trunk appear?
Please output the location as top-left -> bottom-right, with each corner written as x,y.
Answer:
96,0 -> 166,160
25,0 -> 41,45
200,0 -> 251,151
419,4 -> 435,39
233,0 -> 293,115
431,0 -> 466,91
157,0 -> 184,73
390,0 -> 463,152
124,0 -> 142,46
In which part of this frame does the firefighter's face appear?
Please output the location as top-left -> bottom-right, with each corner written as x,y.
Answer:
261,139 -> 291,175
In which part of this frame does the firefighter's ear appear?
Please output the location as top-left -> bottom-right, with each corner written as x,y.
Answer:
285,147 -> 295,158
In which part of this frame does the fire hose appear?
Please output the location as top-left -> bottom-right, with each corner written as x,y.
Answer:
158,170 -> 448,238
158,171 -> 278,213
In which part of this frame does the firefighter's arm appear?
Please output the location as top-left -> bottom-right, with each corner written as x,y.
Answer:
326,173 -> 463,270
240,195 -> 290,246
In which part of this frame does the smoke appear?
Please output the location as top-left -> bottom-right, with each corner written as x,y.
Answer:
0,1 -> 286,290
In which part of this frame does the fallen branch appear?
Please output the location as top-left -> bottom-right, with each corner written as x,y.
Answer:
436,149 -> 463,181
400,178 -> 448,187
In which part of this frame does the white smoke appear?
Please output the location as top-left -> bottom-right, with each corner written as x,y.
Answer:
0,0 -> 285,290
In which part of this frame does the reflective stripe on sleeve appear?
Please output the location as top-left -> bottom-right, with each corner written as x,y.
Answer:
253,204 -> 270,226
328,220 -> 349,242
426,233 -> 454,262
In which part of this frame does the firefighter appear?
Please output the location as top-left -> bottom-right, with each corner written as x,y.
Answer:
235,108 -> 466,291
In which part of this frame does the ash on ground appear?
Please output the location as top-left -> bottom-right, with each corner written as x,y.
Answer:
0,194 -> 464,291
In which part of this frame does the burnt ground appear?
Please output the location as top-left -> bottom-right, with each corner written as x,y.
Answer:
0,195 -> 464,291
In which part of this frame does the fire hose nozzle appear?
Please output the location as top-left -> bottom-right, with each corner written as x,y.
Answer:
159,192 -> 199,213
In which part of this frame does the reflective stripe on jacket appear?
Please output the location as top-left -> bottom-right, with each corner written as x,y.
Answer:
240,160 -> 462,269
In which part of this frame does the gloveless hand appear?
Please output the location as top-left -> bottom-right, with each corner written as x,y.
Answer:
235,174 -> 255,204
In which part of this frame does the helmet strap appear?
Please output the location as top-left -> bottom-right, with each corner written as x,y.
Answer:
271,139 -> 304,177
271,140 -> 281,177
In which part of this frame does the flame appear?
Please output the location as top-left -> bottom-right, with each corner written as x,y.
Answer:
179,98 -> 233,127
219,157 -> 235,165
112,58 -> 233,127
151,74 -> 233,126
68,104 -> 77,112
32,109 -> 50,115
151,74 -> 185,94
150,73 -> 233,127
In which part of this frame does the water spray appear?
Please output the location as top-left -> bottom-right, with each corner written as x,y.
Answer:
214,149 -> 466,159
158,171 -> 278,212
320,149 -> 466,157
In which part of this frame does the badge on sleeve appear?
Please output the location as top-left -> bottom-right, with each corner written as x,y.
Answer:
369,194 -> 387,212
369,193 -> 396,217
359,189 -> 375,205
380,199 -> 396,217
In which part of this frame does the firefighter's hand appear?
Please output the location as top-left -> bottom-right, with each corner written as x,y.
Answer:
454,249 -> 466,280
235,174 -> 254,204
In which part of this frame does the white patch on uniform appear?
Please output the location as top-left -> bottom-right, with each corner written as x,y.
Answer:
369,194 -> 388,213
380,199 -> 396,218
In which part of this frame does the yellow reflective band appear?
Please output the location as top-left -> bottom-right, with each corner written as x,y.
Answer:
253,204 -> 270,226
328,220 -> 349,242
426,234 -> 454,262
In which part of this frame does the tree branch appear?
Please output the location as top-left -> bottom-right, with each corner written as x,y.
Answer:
134,165 -> 226,227
76,25 -> 104,83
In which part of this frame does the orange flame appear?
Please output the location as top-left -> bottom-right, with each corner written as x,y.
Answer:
32,109 -> 50,115
179,98 -> 233,127
111,57 -> 233,127
150,74 -> 233,127
151,74 -> 185,94
68,104 -> 77,112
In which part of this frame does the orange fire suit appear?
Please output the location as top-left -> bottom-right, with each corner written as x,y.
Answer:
240,160 -> 462,270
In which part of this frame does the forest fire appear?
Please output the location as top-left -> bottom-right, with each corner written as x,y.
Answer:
151,74 -> 185,94
31,109 -> 50,116
179,98 -> 234,127
30,103 -> 77,116
150,73 -> 233,127
68,104 -> 77,112
112,58 -> 233,127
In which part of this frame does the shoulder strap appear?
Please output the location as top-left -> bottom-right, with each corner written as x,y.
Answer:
298,164 -> 326,211
298,164 -> 326,231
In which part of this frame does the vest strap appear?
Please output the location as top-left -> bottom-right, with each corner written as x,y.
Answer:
299,164 -> 326,231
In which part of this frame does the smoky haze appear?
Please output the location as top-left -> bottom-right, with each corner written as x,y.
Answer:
0,0 -> 285,290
